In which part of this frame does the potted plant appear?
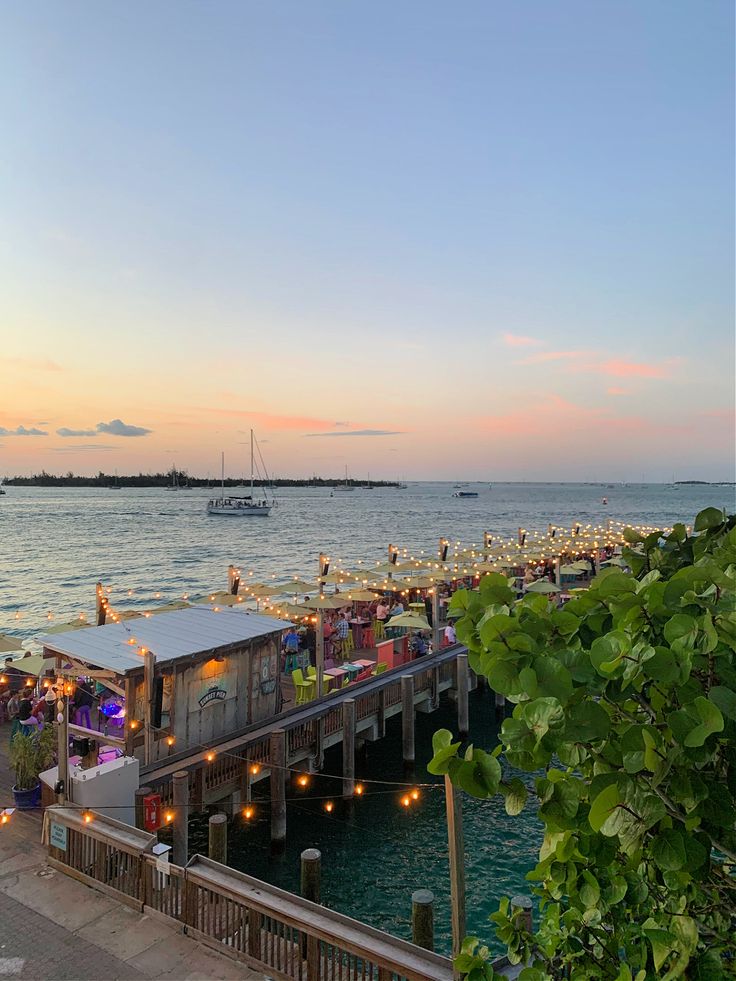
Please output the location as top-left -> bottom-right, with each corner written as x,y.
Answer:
9,725 -> 55,810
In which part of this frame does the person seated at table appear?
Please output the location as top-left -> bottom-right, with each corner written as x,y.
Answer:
387,599 -> 404,620
410,632 -> 429,657
332,612 -> 350,657
375,599 -> 390,623
323,616 -> 335,657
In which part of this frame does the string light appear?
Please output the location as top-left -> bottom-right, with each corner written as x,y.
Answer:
324,801 -> 334,813
206,751 -> 216,763
83,811 -> 93,824
354,784 -> 365,796
165,811 -> 174,823
166,736 -> 175,747
243,806 -> 255,820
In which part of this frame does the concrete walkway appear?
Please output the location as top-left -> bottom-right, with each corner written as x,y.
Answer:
0,812 -> 270,981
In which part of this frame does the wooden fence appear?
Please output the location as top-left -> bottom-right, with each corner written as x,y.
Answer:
45,806 -> 453,981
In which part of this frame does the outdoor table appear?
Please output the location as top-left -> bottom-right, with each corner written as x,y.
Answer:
343,663 -> 361,682
324,667 -> 347,691
352,659 -> 374,671
349,618 -> 370,648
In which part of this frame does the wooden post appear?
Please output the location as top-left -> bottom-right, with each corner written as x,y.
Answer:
143,650 -> 155,766
494,691 -> 506,719
554,556 -> 561,587
208,813 -> 228,864
315,609 -> 324,703
134,786 -> 152,830
300,848 -> 321,903
457,654 -> 469,737
444,775 -> 466,972
95,582 -> 107,626
431,588 -> 442,653
401,675 -> 415,765
57,694 -> 69,804
124,676 -> 135,757
172,770 -> 189,867
270,729 -> 287,850
227,564 -> 240,595
411,889 -> 435,951
342,698 -> 355,799
511,894 -> 533,933
301,848 -> 321,977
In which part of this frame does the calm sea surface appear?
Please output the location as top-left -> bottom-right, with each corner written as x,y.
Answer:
3,481 -> 732,953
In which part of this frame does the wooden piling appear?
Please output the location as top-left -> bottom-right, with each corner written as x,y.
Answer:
457,654 -> 469,736
143,649 -> 155,766
172,770 -> 189,866
494,691 -> 506,718
270,728 -> 287,849
411,889 -> 435,951
342,698 -> 356,798
401,675 -> 415,764
134,786 -> 152,830
208,813 -> 228,864
301,848 -> 321,968
511,894 -> 533,932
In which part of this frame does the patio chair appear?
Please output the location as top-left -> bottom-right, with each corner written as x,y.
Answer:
341,631 -> 355,657
373,619 -> 385,640
292,668 -> 315,705
373,662 -> 388,675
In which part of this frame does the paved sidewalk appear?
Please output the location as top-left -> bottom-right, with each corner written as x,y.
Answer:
0,812 -> 270,981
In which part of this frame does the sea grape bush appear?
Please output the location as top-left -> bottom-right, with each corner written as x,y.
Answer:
430,508 -> 736,980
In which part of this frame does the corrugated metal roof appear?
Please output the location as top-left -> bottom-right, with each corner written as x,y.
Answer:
39,607 -> 289,675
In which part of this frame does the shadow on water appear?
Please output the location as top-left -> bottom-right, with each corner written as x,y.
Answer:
189,686 -> 541,956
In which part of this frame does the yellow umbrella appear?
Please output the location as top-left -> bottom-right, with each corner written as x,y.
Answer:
401,575 -> 441,589
145,600 -> 192,614
263,603 -> 308,620
303,595 -> 345,611
0,633 -> 23,653
4,653 -> 55,676
385,612 -> 431,630
271,579 -> 321,595
525,580 -> 561,594
239,583 -> 280,599
44,618 -> 93,635
345,588 -> 383,601
319,571 -> 358,585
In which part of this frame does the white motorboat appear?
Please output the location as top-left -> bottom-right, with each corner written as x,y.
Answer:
207,432 -> 274,517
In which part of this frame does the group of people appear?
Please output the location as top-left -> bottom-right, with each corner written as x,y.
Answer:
2,657 -> 97,743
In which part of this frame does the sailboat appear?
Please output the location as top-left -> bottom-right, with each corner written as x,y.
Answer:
108,470 -> 122,489
165,465 -> 180,491
334,465 -> 354,492
207,431 -> 273,516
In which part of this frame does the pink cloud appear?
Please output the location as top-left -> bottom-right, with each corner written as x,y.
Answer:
591,358 -> 672,379
515,350 -> 590,365
607,386 -> 630,396
503,333 -> 541,348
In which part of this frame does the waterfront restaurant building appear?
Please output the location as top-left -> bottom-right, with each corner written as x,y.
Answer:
40,607 -> 286,764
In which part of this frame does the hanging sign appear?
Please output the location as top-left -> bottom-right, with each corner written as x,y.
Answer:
143,793 -> 161,831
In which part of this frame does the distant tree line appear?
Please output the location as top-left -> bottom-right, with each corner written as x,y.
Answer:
2,470 -> 399,489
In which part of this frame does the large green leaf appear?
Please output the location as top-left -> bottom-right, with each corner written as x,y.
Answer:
694,507 -> 726,531
683,696 -> 724,747
589,783 -> 620,832
651,830 -> 687,871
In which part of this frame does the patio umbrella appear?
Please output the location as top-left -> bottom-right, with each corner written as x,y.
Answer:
319,571 -> 358,585
560,563 -> 585,575
239,583 -> 280,599
262,603 -> 308,620
602,556 -> 627,567
0,633 -> 23,653
302,595 -> 345,611
4,653 -> 55,677
271,579 -> 321,595
402,575 -> 442,589
44,618 -> 93,635
525,580 -> 561,594
384,612 -> 431,630
370,561 -> 412,575
344,588 -> 383,601
145,600 -> 191,615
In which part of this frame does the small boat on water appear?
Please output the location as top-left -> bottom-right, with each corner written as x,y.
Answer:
602,497 -> 608,505
108,470 -> 122,489
165,466 -> 180,491
453,490 -> 479,498
207,432 -> 274,517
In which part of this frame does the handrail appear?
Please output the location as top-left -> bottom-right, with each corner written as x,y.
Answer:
46,809 -> 453,981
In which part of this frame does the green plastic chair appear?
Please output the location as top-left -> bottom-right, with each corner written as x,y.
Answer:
292,668 -> 315,705
306,666 -> 330,695
374,662 -> 388,675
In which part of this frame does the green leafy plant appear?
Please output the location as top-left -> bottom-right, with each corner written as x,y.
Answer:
9,724 -> 55,790
430,509 -> 736,980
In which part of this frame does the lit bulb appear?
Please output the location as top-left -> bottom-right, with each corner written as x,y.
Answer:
243,806 -> 254,820
401,795 -> 411,808
354,784 -> 364,796
324,801 -> 334,813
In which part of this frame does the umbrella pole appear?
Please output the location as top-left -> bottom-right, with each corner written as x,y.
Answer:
316,610 -> 324,699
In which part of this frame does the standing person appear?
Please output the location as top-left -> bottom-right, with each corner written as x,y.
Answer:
332,612 -> 350,658
6,690 -> 21,724
375,598 -> 389,624
72,681 -> 94,729
443,622 -> 457,647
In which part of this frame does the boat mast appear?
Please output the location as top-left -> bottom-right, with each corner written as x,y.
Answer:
221,452 -> 225,499
250,429 -> 255,498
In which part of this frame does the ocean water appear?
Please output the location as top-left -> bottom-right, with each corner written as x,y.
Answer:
2,481 -> 731,633
3,481 -> 732,953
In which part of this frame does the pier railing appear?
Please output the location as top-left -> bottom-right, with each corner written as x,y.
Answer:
45,806 -> 453,981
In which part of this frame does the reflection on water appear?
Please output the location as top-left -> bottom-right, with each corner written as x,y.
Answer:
189,687 -> 541,955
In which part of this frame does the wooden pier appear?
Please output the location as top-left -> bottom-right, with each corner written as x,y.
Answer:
141,645 -> 471,816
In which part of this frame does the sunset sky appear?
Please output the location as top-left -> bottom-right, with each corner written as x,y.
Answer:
1,1 -> 733,482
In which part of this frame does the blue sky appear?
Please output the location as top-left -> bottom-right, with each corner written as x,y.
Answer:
1,1 -> 733,480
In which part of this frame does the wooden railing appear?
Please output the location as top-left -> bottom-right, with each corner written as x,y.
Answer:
45,806 -> 453,981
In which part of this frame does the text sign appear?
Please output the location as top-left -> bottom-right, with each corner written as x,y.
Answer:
50,822 -> 67,851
